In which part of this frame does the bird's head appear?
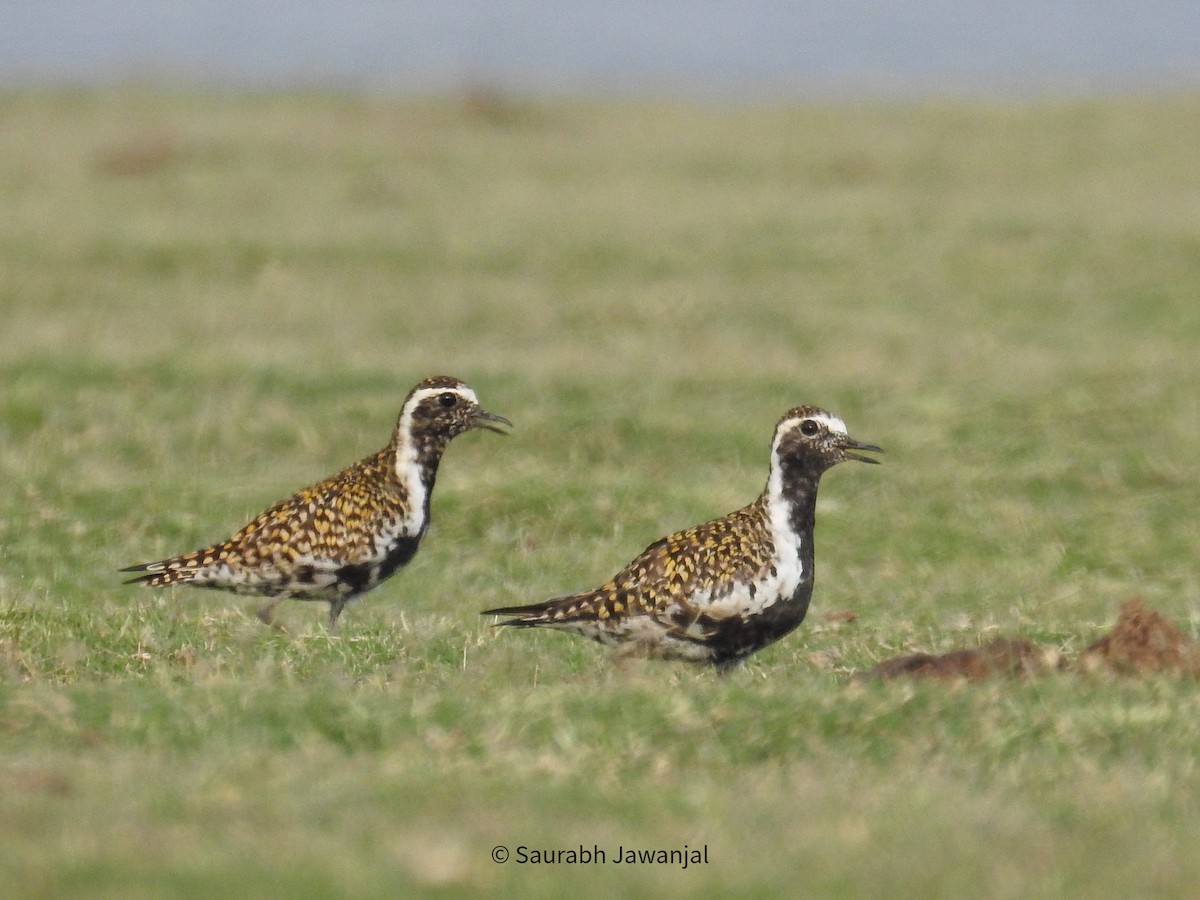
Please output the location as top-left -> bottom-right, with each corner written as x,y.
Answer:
398,376 -> 512,444
771,406 -> 882,473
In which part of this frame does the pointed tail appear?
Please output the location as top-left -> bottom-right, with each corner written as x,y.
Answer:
119,557 -> 203,587
480,599 -> 562,628
482,591 -> 612,629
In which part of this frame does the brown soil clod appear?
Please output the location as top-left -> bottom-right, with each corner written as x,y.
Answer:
859,637 -> 1058,682
859,599 -> 1199,682
1076,598 -> 1200,677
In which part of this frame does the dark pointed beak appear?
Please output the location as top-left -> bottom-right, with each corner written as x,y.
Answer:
471,408 -> 513,435
842,436 -> 883,464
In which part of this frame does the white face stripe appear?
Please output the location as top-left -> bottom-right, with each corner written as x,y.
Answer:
394,384 -> 479,444
401,385 -> 479,417
808,411 -> 847,434
391,384 -> 477,534
772,412 -> 847,452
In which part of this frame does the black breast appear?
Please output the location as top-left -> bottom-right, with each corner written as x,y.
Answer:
334,535 -> 421,595
702,576 -> 815,669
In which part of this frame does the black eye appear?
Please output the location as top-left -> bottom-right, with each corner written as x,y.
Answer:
438,392 -> 458,408
800,420 -> 820,437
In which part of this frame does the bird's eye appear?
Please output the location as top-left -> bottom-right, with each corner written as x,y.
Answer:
438,392 -> 458,408
800,419 -> 820,437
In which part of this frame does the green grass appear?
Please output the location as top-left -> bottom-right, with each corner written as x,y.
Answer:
2,86 -> 1200,898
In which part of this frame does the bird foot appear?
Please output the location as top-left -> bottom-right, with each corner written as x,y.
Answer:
255,603 -> 289,633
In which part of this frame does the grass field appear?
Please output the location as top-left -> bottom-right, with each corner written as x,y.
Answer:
2,87 -> 1199,898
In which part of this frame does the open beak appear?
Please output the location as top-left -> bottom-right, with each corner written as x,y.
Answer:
842,436 -> 883,464
471,408 -> 513,435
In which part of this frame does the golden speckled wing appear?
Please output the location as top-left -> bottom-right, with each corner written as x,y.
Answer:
135,449 -> 410,590
550,499 -> 777,631
229,454 -> 402,563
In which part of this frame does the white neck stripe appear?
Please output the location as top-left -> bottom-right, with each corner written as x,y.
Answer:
391,385 -> 475,534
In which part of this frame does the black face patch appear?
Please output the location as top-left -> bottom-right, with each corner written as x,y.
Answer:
409,391 -> 474,441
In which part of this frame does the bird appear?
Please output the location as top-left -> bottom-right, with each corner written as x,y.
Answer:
483,405 -> 880,668
122,375 -> 510,631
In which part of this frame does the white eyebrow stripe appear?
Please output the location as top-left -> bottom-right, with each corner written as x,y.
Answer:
776,412 -> 847,437
402,385 -> 478,412
807,412 -> 847,434
771,412 -> 847,456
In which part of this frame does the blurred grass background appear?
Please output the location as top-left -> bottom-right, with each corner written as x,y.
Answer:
1,87 -> 1199,897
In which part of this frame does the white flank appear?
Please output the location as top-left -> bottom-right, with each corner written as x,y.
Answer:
602,617 -> 714,662
289,556 -> 343,586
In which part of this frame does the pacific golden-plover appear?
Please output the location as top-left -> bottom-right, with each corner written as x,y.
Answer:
483,406 -> 880,668
123,375 -> 510,631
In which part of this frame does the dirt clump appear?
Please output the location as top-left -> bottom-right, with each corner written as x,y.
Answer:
860,637 -> 1059,682
1076,598 -> 1200,677
861,599 -> 1199,682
